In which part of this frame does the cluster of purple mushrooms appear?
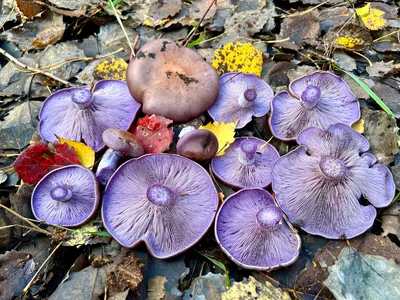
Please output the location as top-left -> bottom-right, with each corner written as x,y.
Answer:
31,39 -> 395,271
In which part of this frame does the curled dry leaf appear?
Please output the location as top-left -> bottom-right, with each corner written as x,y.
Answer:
324,23 -> 372,51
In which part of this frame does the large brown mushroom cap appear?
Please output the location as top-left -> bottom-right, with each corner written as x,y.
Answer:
127,39 -> 220,123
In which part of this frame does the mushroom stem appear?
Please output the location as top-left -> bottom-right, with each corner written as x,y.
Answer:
96,149 -> 125,185
238,139 -> 258,165
50,186 -> 73,202
319,155 -> 347,180
256,206 -> 283,230
147,184 -> 176,206
300,85 -> 320,109
238,88 -> 257,108
70,87 -> 94,110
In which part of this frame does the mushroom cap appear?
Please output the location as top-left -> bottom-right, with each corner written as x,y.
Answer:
215,188 -> 301,271
272,123 -> 396,239
102,154 -> 219,259
177,129 -> 219,161
208,72 -> 274,129
102,128 -> 144,157
269,71 -> 360,141
31,165 -> 100,227
126,38 -> 220,123
211,137 -> 280,189
39,80 -> 141,152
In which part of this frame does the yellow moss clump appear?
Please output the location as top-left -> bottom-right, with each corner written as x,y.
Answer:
336,36 -> 364,49
93,58 -> 128,81
212,42 -> 263,76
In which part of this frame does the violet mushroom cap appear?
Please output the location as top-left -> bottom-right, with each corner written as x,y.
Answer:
272,123 -> 396,239
211,137 -> 280,189
39,80 -> 141,152
31,165 -> 100,227
102,154 -> 219,259
177,129 -> 219,161
126,38 -> 220,123
208,72 -> 274,129
215,188 -> 301,271
269,71 -> 360,141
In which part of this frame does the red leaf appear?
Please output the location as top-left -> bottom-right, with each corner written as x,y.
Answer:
13,142 -> 79,185
132,115 -> 174,153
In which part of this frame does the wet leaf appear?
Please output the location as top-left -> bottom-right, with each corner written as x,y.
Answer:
56,136 -> 95,169
356,3 -> 388,31
199,121 -> 238,156
13,142 -> 79,185
213,42 -> 263,76
93,58 -> 128,81
132,115 -> 174,154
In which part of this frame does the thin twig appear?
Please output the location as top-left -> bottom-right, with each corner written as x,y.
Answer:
184,0 -> 217,47
0,48 -> 73,86
373,29 -> 400,43
0,204 -> 51,236
23,242 -> 62,293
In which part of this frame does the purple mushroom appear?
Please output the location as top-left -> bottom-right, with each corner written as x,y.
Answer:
269,71 -> 360,141
102,154 -> 219,259
31,165 -> 100,227
208,72 -> 274,129
215,188 -> 301,271
211,137 -> 280,189
272,124 -> 395,239
39,80 -> 141,152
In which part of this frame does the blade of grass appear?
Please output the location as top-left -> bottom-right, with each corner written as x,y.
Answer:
80,231 -> 111,237
335,66 -> 395,118
187,32 -> 206,48
196,250 -> 230,287
106,0 -> 123,9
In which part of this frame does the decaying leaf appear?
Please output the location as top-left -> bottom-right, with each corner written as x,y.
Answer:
351,118 -> 364,133
280,10 -> 320,46
132,115 -> 174,154
148,276 -> 167,300
57,219 -> 104,247
93,58 -> 128,81
16,0 -> 45,19
366,61 -> 397,78
57,136 -> 95,169
382,201 -> 400,240
222,276 -> 290,300
212,42 -> 263,76
324,23 -> 372,51
107,253 -> 144,293
356,3 -> 388,31
13,142 -> 79,185
199,121 -> 238,156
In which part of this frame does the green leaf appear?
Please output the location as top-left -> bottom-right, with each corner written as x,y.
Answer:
185,26 -> 196,39
195,250 -> 230,287
106,0 -> 123,9
187,33 -> 206,48
335,66 -> 395,118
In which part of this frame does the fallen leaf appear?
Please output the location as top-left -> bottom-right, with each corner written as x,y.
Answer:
107,253 -> 144,293
148,276 -> 167,300
16,0 -> 45,19
58,219 -> 104,247
382,200 -> 400,240
221,276 -> 290,300
356,3 -> 388,31
280,10 -> 320,46
212,42 -> 263,76
366,61 -> 396,78
324,23 -> 372,51
93,58 -> 128,81
199,121 -> 238,156
57,136 -> 95,169
13,142 -> 79,185
132,115 -> 174,154
351,118 -> 364,133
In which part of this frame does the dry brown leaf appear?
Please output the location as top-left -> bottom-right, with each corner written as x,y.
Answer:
324,23 -> 372,51
148,276 -> 167,300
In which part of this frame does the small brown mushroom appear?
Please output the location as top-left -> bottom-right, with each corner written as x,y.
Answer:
177,129 -> 219,161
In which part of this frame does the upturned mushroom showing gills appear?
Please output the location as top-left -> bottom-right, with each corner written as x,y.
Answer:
208,72 -> 274,129
31,165 -> 100,227
269,71 -> 360,141
96,128 -> 144,185
211,137 -> 280,189
215,188 -> 301,271
102,154 -> 219,259
39,80 -> 141,152
177,129 -> 219,162
126,38 -> 220,123
272,124 -> 395,239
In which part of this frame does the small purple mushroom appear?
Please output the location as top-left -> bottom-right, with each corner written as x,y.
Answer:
31,165 -> 100,227
102,154 -> 219,259
272,124 -> 395,239
211,137 -> 280,189
269,71 -> 360,141
215,188 -> 301,271
39,80 -> 141,152
208,72 -> 274,129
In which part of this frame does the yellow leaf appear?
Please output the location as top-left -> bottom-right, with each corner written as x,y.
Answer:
356,3 -> 388,31
352,118 -> 365,134
218,192 -> 225,202
93,58 -> 128,81
199,121 -> 237,156
57,136 -> 95,168
212,42 -> 263,76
